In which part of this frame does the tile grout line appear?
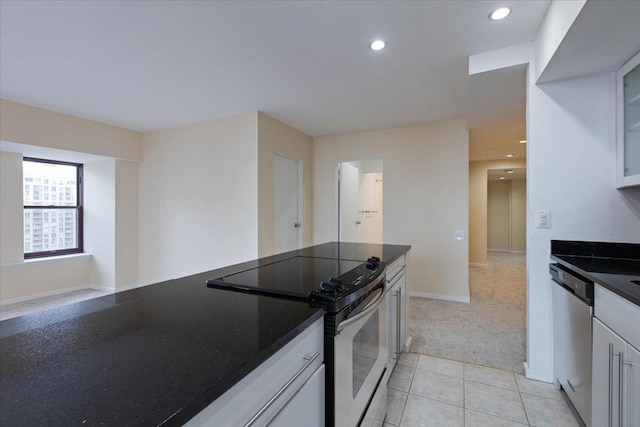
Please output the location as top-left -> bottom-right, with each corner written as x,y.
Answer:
514,372 -> 532,426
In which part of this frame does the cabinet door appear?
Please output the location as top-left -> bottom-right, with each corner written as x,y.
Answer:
269,365 -> 325,427
397,272 -> 406,353
622,343 -> 640,427
387,283 -> 399,367
593,318 -> 626,427
617,49 -> 640,187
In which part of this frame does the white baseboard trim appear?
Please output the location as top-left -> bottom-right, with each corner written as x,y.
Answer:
469,263 -> 489,267
510,250 -> 526,254
403,336 -> 413,353
409,291 -> 470,303
488,249 -> 509,252
0,284 -> 112,306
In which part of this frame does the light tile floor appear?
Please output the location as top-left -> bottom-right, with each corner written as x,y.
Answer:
385,352 -> 580,427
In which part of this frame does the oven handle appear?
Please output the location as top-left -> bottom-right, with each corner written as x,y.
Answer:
337,285 -> 385,333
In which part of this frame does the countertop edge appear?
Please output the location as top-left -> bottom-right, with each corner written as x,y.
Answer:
550,255 -> 640,306
163,308 -> 326,426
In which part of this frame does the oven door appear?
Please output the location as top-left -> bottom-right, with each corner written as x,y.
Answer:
334,286 -> 388,427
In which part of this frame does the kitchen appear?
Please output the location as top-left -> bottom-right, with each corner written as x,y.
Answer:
1,1 -> 640,426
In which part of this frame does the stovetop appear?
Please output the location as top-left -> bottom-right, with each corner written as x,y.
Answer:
206,255 -> 385,312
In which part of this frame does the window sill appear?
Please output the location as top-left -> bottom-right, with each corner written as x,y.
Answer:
1,253 -> 92,269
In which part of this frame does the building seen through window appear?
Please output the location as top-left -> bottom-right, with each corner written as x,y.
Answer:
23,158 -> 83,258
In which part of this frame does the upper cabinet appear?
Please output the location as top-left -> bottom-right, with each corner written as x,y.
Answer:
617,50 -> 640,188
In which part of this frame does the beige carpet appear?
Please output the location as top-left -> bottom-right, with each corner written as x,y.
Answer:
409,252 -> 526,373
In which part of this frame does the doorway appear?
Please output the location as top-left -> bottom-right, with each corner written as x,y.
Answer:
338,159 -> 383,243
487,168 -> 526,253
273,153 -> 302,254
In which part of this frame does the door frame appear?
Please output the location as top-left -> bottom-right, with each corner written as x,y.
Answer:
336,158 -> 383,243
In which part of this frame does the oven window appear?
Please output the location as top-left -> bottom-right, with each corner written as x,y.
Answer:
352,310 -> 379,398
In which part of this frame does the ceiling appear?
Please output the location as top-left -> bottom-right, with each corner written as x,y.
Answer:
0,0 -> 551,138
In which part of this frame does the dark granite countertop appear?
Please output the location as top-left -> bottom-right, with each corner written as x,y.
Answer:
551,240 -> 640,306
0,242 -> 410,426
0,279 -> 323,426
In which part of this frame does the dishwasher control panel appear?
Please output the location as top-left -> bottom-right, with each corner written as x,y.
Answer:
550,263 -> 594,305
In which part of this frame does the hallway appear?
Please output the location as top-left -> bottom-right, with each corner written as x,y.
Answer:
409,252 -> 526,373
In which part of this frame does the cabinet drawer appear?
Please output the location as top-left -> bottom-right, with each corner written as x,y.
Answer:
186,317 -> 324,427
386,255 -> 406,284
595,284 -> 640,350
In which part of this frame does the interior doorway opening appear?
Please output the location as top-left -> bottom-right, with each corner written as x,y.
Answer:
338,159 -> 383,243
487,167 -> 526,254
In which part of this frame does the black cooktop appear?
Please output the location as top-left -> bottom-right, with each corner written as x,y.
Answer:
207,256 -> 364,300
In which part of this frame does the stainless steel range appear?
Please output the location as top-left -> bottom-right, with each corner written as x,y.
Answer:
207,255 -> 388,427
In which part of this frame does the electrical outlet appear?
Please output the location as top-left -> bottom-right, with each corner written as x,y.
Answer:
535,210 -> 551,229
455,230 -> 464,240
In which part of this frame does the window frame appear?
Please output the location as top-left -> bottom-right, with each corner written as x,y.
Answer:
23,157 -> 84,259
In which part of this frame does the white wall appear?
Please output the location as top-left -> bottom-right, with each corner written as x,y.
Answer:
139,113 -> 259,285
84,160 -> 116,288
526,69 -> 640,381
257,112 -> 313,257
313,119 -> 470,302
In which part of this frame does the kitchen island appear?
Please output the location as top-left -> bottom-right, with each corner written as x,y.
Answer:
0,242 -> 409,426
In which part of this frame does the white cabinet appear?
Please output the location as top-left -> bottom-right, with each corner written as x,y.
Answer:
617,49 -> 640,188
269,365 -> 325,427
592,318 -> 640,427
592,284 -> 640,427
185,317 -> 324,427
387,255 -> 407,368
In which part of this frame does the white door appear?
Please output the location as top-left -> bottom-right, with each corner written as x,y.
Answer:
274,154 -> 301,254
339,163 -> 359,242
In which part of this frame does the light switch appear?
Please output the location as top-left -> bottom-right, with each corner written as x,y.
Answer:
455,230 -> 464,240
535,210 -> 551,229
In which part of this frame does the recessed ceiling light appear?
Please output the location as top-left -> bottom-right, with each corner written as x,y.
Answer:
506,154 -> 515,158
370,40 -> 386,51
500,177 -> 506,180
490,7 -> 511,21
519,140 -> 527,144
507,170 -> 514,174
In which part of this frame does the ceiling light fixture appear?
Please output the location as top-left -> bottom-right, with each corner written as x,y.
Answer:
490,7 -> 511,21
507,170 -> 514,174
500,177 -> 506,180
506,153 -> 515,158
370,40 -> 386,51
519,140 -> 527,144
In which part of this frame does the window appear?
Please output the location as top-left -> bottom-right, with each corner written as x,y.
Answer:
23,158 -> 83,258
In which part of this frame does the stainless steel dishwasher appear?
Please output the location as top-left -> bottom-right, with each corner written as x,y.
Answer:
550,263 -> 593,427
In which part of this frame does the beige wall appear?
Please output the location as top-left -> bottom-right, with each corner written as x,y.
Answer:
257,112 -> 313,257
469,159 -> 526,265
0,99 -> 142,161
510,179 -> 526,252
488,181 -> 510,250
0,99 -> 142,303
139,113 -> 259,285
313,119 -> 470,302
487,180 -> 527,252
0,152 -> 23,265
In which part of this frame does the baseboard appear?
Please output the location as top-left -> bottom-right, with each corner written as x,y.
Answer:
409,291 -> 470,303
488,249 -> 509,252
510,250 -> 526,254
0,284 -> 111,306
403,336 -> 413,353
469,263 -> 489,267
